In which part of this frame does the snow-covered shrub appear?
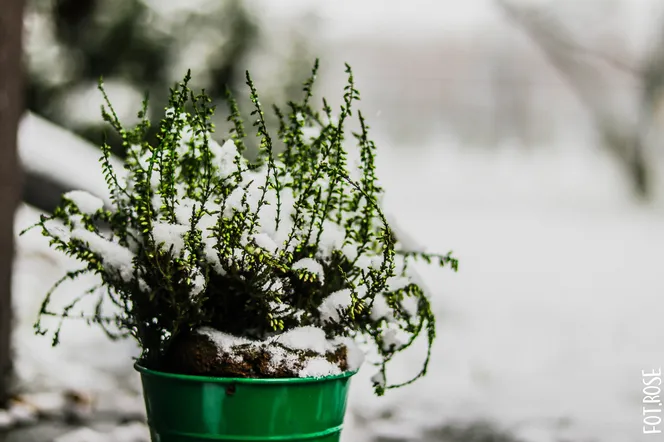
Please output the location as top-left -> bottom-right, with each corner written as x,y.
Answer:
25,61 -> 458,395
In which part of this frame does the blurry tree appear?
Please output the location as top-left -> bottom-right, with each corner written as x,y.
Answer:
21,0 -> 313,212
498,0 -> 660,199
25,0 -> 259,157
0,0 -> 25,407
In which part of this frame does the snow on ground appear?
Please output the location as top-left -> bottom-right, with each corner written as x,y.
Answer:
15,113 -> 139,402
13,205 -> 142,397
11,205 -> 146,437
342,138 -> 664,442
11,116 -> 664,441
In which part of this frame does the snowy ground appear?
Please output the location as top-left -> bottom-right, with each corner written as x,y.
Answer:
8,117 -> 664,441
343,139 -> 664,442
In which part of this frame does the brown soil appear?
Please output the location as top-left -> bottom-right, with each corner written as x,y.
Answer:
163,331 -> 349,378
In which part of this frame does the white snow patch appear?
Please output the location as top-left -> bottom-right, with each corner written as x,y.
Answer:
7,401 -> 38,425
341,243 -> 358,262
197,327 -> 252,352
273,326 -> 331,354
54,427 -> 104,442
196,328 -> 252,364
14,205 -> 143,401
315,220 -> 346,257
400,295 -> 419,318
22,392 -> 67,415
62,80 -> 144,129
264,278 -> 285,294
333,336 -> 366,371
381,324 -> 408,352
197,325 -> 357,378
70,228 -> 134,281
386,276 -> 411,292
63,190 -> 104,214
152,222 -> 189,257
319,289 -> 353,323
369,294 -> 395,322
259,187 -> 297,241
19,112 -> 124,205
0,411 -> 12,429
173,201 -> 193,226
211,139 -> 242,178
268,300 -> 289,317
253,233 -> 280,254
198,213 -> 217,233
0,400 -> 39,429
263,346 -> 298,374
68,214 -> 85,228
54,423 -> 150,442
299,357 -> 342,378
42,218 -> 71,242
354,254 -> 375,271
190,271 -> 206,298
370,371 -> 386,389
292,257 -> 325,283
223,186 -> 247,216
301,125 -> 321,140
111,423 -> 151,441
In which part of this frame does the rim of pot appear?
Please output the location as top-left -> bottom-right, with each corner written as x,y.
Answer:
134,363 -> 359,384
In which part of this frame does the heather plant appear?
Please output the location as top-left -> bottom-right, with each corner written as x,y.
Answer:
24,61 -> 458,395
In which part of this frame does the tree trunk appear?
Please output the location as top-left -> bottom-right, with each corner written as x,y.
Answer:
0,0 -> 25,407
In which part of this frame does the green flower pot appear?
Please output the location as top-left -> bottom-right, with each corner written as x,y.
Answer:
135,364 -> 356,441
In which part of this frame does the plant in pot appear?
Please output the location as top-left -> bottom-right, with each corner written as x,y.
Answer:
25,61 -> 458,441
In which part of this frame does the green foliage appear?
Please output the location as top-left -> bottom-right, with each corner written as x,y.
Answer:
24,61 -> 458,395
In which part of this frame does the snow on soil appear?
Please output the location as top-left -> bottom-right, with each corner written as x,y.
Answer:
198,325 -> 360,377
11,114 -> 664,441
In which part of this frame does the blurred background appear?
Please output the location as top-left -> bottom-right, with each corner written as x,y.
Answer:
1,0 -> 664,441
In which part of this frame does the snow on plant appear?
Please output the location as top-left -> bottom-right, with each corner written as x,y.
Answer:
24,61 -> 458,395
